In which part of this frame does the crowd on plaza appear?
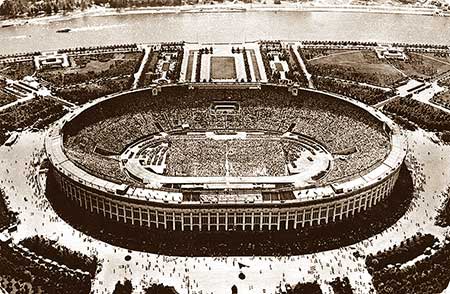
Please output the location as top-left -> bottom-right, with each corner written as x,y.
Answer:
63,85 -> 390,182
0,190 -> 92,293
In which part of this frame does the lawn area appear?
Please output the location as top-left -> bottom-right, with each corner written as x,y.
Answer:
307,50 -> 404,87
301,48 -> 349,61
274,62 -> 284,72
37,52 -> 143,87
138,51 -> 160,87
0,90 -> 17,107
248,49 -> 261,81
210,56 -> 237,80
185,51 -> 195,82
0,61 -> 35,80
389,52 -> 450,79
431,90 -> 450,110
162,62 -> 170,71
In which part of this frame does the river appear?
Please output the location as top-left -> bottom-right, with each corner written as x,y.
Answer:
0,10 -> 450,55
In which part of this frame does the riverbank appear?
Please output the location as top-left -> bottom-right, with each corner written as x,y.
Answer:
0,2 -> 446,28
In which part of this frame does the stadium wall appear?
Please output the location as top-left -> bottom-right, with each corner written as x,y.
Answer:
48,164 -> 400,231
46,84 -> 406,232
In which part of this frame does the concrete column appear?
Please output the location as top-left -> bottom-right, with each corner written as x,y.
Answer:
173,212 -> 176,230
286,211 -> 289,230
251,212 -> 255,231
277,212 -> 281,231
181,212 -> 184,231
208,212 -> 211,231
164,211 -> 167,229
294,211 -> 298,229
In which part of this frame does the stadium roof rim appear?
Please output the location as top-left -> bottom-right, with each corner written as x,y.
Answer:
45,83 -> 407,205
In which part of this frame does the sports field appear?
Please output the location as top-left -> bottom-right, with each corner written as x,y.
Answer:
210,56 -> 237,80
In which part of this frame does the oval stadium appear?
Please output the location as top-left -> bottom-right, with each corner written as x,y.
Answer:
45,84 -> 406,233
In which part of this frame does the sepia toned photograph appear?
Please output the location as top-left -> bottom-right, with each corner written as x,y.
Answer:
0,0 -> 450,293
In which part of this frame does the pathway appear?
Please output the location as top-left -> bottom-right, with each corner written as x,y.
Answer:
132,45 -> 151,89
295,43 -> 314,88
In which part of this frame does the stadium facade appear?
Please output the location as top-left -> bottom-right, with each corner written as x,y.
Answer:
45,84 -> 406,232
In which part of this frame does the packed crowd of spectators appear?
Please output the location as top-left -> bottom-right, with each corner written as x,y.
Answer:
65,149 -> 137,185
63,86 -> 389,183
165,137 -> 226,177
227,138 -> 286,177
164,136 -> 287,177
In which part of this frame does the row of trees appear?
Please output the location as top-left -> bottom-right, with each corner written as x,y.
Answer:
366,233 -> 436,272
0,189 -> 17,232
112,279 -> 178,294
242,48 -> 252,82
370,236 -> 450,294
0,97 -> 67,133
436,187 -> 450,227
20,235 -> 99,276
0,0 -> 188,17
0,242 -> 92,294
287,281 -> 322,294
384,97 -> 450,131
307,62 -> 402,88
166,49 -> 184,82
314,77 -> 393,105
329,277 -> 353,294
55,77 -> 132,104
0,0 -> 89,17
